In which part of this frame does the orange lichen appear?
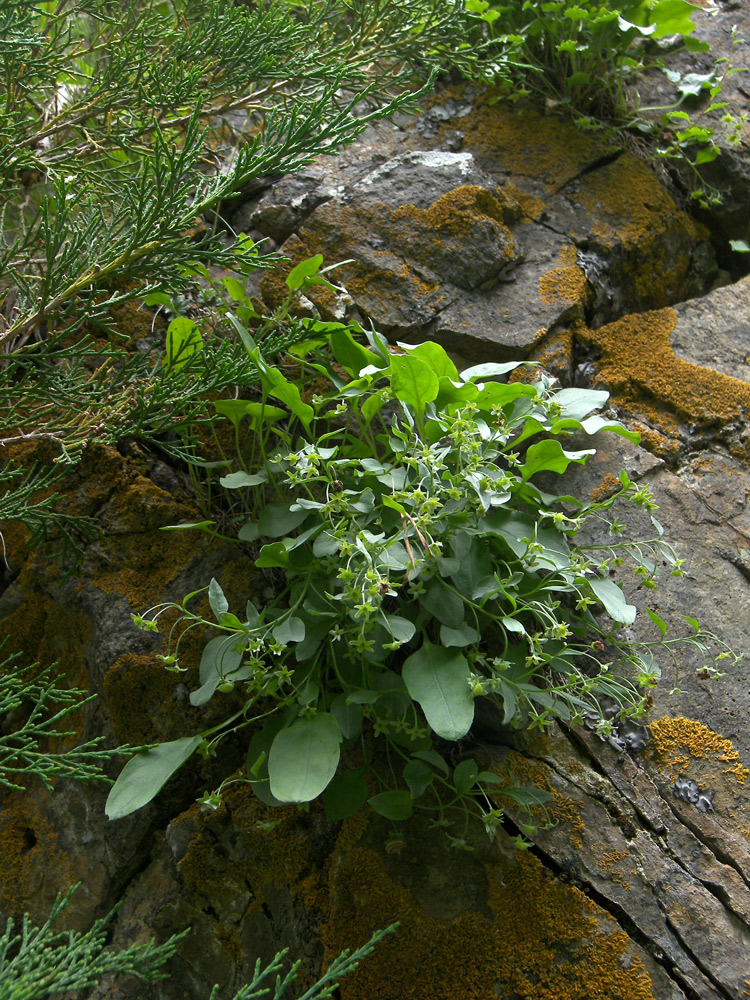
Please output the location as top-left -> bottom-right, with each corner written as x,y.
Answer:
176,786 -> 311,915
576,311 -> 750,461
392,184 -> 516,263
590,473 -> 622,502
503,183 -> 547,222
0,792 -> 74,922
648,717 -> 749,785
539,245 -> 588,308
103,652 -> 194,744
447,90 -> 616,189
322,825 -> 654,1000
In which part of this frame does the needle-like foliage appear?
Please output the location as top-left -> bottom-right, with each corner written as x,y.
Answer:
0,640 -> 134,791
0,0 -> 506,349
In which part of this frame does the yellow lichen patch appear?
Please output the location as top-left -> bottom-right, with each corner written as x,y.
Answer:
392,184 -> 516,262
0,792 -> 74,922
322,828 -> 654,1000
576,311 -> 750,459
590,473 -> 623,503
527,327 -> 573,383
648,717 -> 749,785
578,155 -> 701,307
448,91 -> 615,189
503,183 -> 547,222
176,786 -> 311,916
539,245 -> 588,308
103,652 -> 193,744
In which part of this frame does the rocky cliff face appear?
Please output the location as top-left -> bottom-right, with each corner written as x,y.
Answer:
2,6 -> 750,999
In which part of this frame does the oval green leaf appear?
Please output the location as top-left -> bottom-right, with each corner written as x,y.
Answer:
268,713 -> 342,802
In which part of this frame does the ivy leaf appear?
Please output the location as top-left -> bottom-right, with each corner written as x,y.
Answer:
106,736 -> 202,819
268,714 -> 342,802
402,639 -> 474,740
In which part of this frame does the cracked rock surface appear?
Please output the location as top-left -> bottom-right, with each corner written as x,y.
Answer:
3,16 -> 750,999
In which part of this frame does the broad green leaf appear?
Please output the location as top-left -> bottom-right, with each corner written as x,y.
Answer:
268,713 -> 342,802
480,510 -> 572,571
646,608 -> 667,638
449,534 -> 492,599
220,470 -> 269,488
453,758 -> 478,794
419,578 -> 464,627
440,622 -> 480,647
389,354 -> 439,422
260,368 -> 314,430
412,749 -> 450,777
399,341 -> 459,380
191,635 -> 245,706
163,316 -> 202,373
588,577 -> 637,625
550,414 -> 640,444
272,616 -> 306,644
649,0 -> 698,39
144,291 -> 172,307
247,717 -> 286,807
730,240 -> 750,253
402,639 -> 474,740
208,578 -> 229,621
324,770 -> 369,820
403,759 -> 435,799
106,736 -> 202,819
258,503 -> 309,538
496,678 -> 518,725
383,614 -> 416,644
502,616 -> 526,635
286,254 -> 324,291
520,439 -> 593,481
255,541 -> 312,570
461,361 -> 529,380
213,399 -> 253,431
329,327 -> 384,376
330,694 -> 364,740
223,276 -> 247,301
553,387 -> 609,420
368,790 -> 413,820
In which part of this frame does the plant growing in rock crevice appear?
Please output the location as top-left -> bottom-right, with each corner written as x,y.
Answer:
108,308 -> 736,837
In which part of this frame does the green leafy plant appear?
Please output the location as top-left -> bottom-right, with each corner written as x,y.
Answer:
465,0 -> 711,117
108,320 -> 737,836
0,0 -> 513,549
0,882 -> 395,1000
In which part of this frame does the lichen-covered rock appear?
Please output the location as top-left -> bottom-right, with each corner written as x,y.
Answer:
575,274 -> 750,459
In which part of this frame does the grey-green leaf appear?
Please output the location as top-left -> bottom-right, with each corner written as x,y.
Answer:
402,639 -> 474,740
268,714 -> 342,802
106,736 -> 202,819
589,577 -> 637,625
